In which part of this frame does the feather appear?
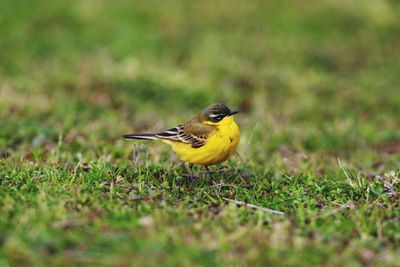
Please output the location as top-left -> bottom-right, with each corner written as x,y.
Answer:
124,114 -> 216,148
123,134 -> 158,140
155,123 -> 214,148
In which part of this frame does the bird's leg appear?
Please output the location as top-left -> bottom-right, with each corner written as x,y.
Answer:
188,163 -> 195,185
204,166 -> 212,175
204,165 -> 218,185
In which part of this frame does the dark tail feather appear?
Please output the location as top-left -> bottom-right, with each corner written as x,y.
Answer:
123,133 -> 158,140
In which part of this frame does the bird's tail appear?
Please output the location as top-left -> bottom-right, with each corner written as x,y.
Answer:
123,133 -> 158,140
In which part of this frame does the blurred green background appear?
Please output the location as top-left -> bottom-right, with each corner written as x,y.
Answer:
1,0 -> 399,156
0,1 -> 399,266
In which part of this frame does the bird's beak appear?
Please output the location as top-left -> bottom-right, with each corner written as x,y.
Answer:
229,110 -> 239,116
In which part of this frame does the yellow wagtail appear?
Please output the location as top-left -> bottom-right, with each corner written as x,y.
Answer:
123,103 -> 240,183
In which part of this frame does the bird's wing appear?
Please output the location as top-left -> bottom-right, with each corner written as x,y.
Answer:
155,123 -> 214,148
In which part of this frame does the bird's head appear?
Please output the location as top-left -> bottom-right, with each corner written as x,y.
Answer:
202,103 -> 239,125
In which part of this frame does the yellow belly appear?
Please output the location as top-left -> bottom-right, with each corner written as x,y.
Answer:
163,118 -> 240,166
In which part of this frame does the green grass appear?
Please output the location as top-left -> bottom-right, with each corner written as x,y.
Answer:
1,0 -> 399,266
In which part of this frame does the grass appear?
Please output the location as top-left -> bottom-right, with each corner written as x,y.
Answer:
1,0 -> 399,266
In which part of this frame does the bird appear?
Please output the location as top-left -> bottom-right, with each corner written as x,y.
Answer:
123,103 -> 240,183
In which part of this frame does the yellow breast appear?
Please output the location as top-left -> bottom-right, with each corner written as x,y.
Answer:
163,116 -> 240,166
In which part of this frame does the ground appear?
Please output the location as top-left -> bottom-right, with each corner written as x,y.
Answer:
0,1 -> 399,266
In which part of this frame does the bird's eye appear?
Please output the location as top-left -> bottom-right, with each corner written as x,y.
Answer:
209,113 -> 224,122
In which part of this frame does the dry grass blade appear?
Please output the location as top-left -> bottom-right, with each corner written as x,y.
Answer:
318,202 -> 355,218
222,197 -> 285,215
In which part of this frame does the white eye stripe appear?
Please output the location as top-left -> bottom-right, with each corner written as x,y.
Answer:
209,114 -> 219,118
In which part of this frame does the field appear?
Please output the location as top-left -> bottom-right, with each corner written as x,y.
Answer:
1,1 -> 399,266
